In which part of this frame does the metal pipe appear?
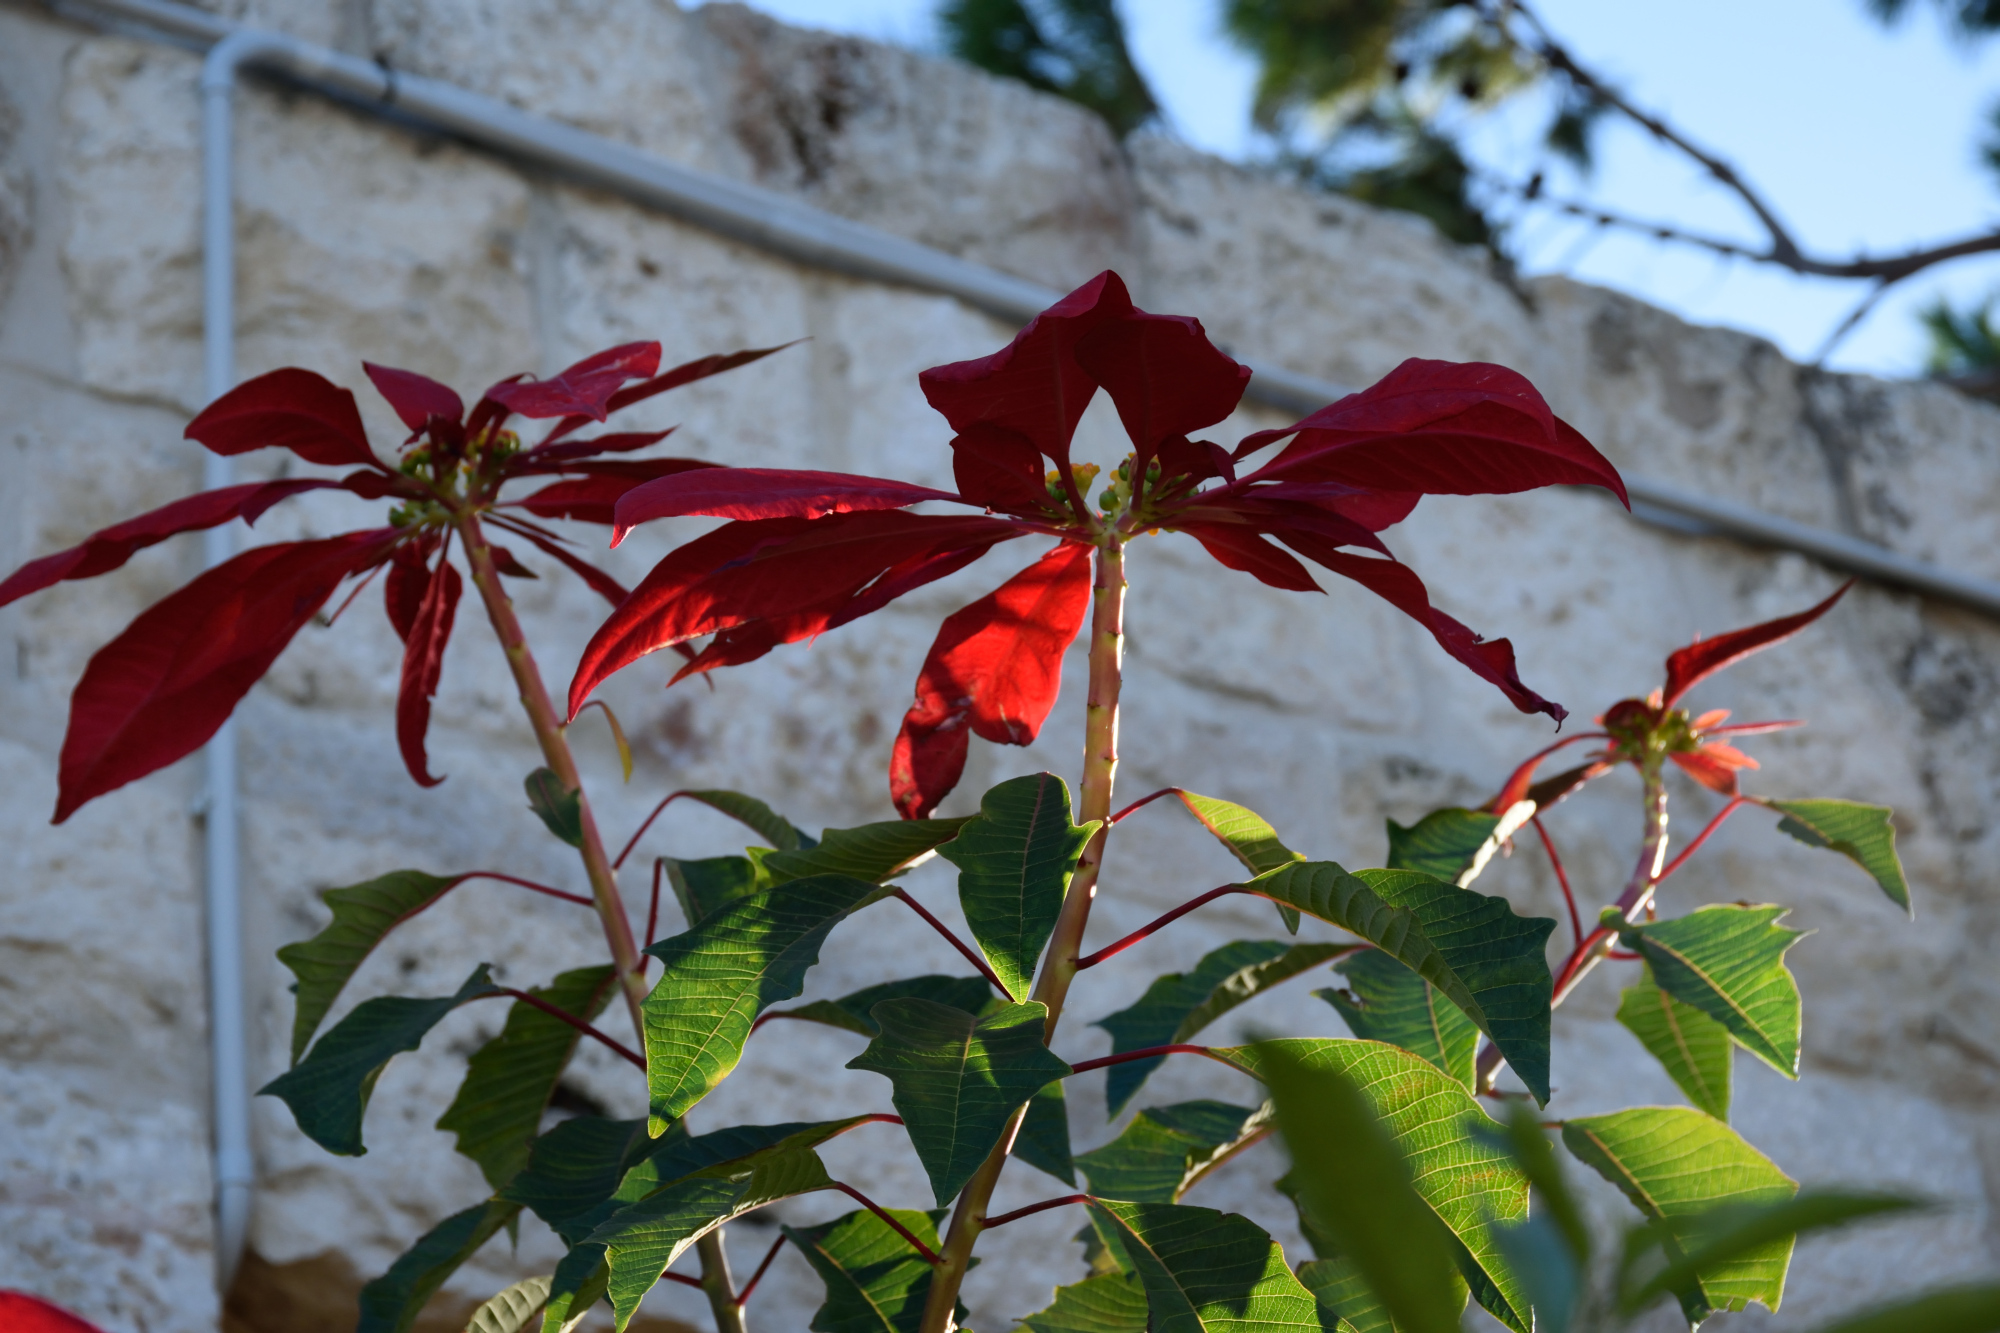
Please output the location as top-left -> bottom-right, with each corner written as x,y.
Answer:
50,0 -> 2000,622
34,0 -> 2000,1286
195,28 -> 292,1294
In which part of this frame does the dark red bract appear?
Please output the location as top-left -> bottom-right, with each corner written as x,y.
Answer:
2,340 -> 788,821
570,271 -> 1627,817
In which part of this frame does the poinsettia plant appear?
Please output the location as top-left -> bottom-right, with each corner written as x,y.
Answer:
6,273 -> 1918,1333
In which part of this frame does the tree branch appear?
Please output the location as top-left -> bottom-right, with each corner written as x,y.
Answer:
1495,0 -> 2000,294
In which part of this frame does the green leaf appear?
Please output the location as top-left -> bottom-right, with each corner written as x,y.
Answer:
1355,868 -> 1556,1104
1258,1044 -> 1464,1333
1016,1077 -> 1077,1185
1093,939 -> 1347,1115
467,1276 -> 554,1333
356,1198 -> 520,1333
1223,1039 -> 1530,1332
764,817 -> 974,885
502,1116 -> 656,1244
1625,1190 -> 1926,1315
642,873 -> 881,1132
1076,1100 -> 1262,1203
276,869 -> 466,1065
1768,798 -> 1911,914
1317,948 -> 1479,1088
538,1242 -> 609,1333
585,1173 -> 744,1330
765,974 -> 997,1037
939,773 -> 1097,1001
1085,1199 -> 1324,1333
783,1207 -> 960,1333
439,965 -> 618,1188
1297,1259 -> 1390,1333
586,1134 -> 851,1330
1171,788 -> 1307,931
1616,965 -> 1733,1119
1812,1282 -> 2000,1333
680,788 -> 814,851
1384,807 -> 1501,883
1624,904 -> 1805,1076
512,1116 -> 876,1247
1075,1212 -> 1137,1277
525,768 -> 584,847
1019,1273 -> 1149,1333
665,855 -> 764,927
260,965 -> 497,1156
1487,1214 -> 1581,1333
847,997 -> 1071,1203
1563,1105 -> 1797,1321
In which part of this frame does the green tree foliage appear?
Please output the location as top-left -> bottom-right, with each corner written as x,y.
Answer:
938,0 -> 1161,137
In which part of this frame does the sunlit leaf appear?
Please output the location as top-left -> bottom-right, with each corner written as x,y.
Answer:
642,874 -> 881,1131
1317,948 -> 1479,1087
1616,966 -> 1733,1119
1086,1199 -> 1323,1333
1170,788 -> 1307,931
1019,1273 -> 1149,1333
1622,905 -> 1805,1077
466,1275 -> 554,1333
1076,1100 -> 1264,1203
1563,1105 -> 1797,1322
1768,799 -> 1910,915
1224,1039 -> 1529,1331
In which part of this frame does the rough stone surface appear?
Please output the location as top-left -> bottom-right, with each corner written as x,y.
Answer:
1,2 -> 1996,1331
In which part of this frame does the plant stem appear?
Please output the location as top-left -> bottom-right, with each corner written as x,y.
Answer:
459,513 -> 746,1326
457,513 -> 650,1039
696,1231 -> 746,1333
917,538 -> 1128,1333
1477,764 -> 1671,1091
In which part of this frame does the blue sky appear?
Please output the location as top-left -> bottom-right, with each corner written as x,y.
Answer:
707,0 -> 2000,378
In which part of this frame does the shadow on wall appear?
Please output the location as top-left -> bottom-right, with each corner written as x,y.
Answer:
221,1250 -> 700,1333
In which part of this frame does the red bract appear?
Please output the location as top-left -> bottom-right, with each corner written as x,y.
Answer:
572,270 -> 1626,817
4,340 -> 790,821
890,541 -> 1095,817
0,1292 -> 106,1333
1662,580 -> 1852,707
1491,587 -> 1845,810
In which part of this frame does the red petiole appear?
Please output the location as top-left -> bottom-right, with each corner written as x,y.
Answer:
481,988 -> 645,1069
1065,1043 -> 1223,1075
1531,816 -> 1583,949
892,889 -> 1009,993
984,1195 -> 1092,1228
829,1183 -> 942,1264
1073,885 -> 1243,969
733,1234 -> 789,1306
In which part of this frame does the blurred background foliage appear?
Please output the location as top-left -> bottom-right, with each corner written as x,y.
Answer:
935,0 -> 2000,389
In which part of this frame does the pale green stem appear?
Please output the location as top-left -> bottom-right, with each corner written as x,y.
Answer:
918,539 -> 1127,1333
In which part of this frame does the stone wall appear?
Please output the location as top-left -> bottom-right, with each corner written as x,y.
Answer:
1,2 -> 1997,1330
